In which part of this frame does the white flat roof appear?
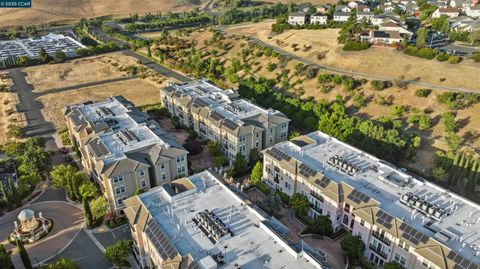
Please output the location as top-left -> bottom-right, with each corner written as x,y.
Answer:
72,97 -> 175,164
272,131 -> 480,263
138,171 -> 329,269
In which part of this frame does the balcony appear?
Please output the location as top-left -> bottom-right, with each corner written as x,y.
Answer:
372,231 -> 391,246
310,191 -> 324,202
369,244 -> 388,259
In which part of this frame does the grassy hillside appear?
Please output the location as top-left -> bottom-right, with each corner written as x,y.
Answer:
0,0 -> 206,27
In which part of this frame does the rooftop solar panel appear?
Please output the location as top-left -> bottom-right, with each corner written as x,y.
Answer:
210,111 -> 226,121
315,177 -> 331,188
146,218 -> 179,261
223,119 -> 239,130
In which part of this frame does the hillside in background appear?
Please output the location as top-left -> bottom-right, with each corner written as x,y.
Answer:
0,0 -> 206,27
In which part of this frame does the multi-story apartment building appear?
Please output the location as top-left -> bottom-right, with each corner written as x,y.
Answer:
262,131 -> 480,269
123,170 -> 331,269
65,96 -> 189,213
160,79 -> 290,161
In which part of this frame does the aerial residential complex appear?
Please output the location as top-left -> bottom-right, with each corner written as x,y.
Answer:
160,79 -> 290,161
123,170 -> 331,269
0,33 -> 84,61
64,96 -> 189,213
262,131 -> 480,269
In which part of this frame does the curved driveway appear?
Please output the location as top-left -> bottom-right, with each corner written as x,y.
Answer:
0,201 -> 83,264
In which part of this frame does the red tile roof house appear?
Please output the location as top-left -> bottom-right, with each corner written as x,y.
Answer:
432,7 -> 460,18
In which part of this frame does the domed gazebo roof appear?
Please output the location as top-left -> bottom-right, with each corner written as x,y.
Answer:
18,209 -> 35,221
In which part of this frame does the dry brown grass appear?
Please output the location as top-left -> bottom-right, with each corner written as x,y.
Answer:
0,73 -> 25,144
25,53 -> 142,92
0,0 -> 208,27
223,21 -> 480,91
38,78 -> 168,129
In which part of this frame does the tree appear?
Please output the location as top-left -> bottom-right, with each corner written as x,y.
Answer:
469,29 -> 480,46
83,198 -> 94,228
0,244 -> 14,269
54,50 -> 66,62
383,261 -> 402,269
50,165 -> 85,200
9,179 -> 21,208
341,234 -> 365,261
17,240 -> 32,269
430,15 -> 449,33
104,240 -> 133,269
249,148 -> 260,165
207,141 -> 221,156
214,155 -> 226,168
289,193 -> 310,217
432,167 -> 446,180
442,112 -> 456,133
311,215 -> 333,236
416,27 -> 427,48
446,133 -> 462,152
40,258 -> 78,269
233,153 -> 248,176
1,183 -> 12,210
418,115 -> 430,130
264,192 -> 281,215
38,47 -> 50,63
90,197 -> 108,221
79,181 -> 97,200
249,161 -> 263,185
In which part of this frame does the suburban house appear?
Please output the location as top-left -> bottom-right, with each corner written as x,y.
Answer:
261,130 -> 480,268
316,4 -> 332,13
357,5 -> 371,12
465,5 -> 480,18
335,4 -> 353,13
361,30 -> 404,45
464,18 -> 480,31
432,7 -> 460,18
288,12 -> 307,25
123,170 -> 332,269
379,21 -> 413,35
160,80 -> 290,162
64,96 -> 189,213
333,12 -> 352,22
311,13 -> 328,24
357,11 -> 376,22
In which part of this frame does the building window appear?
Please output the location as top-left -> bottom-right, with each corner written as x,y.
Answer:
120,186 -> 126,193
281,123 -> 287,128
239,136 -> 246,143
240,145 -> 246,153
160,162 -> 166,169
269,128 -> 273,134
269,136 -> 273,143
280,131 -> 287,138
394,253 -> 407,266
360,220 -> 365,226
255,141 -> 259,148
256,133 -> 259,138
161,173 -> 167,180
141,180 -> 147,188
176,156 -> 185,163
115,187 -> 121,194
177,166 -> 186,174
113,175 -> 124,183
139,169 -> 145,176
284,182 -> 291,190
117,198 -> 124,205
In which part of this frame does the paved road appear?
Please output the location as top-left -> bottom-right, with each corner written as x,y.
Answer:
123,50 -> 192,82
92,224 -> 131,249
44,229 -> 111,269
33,188 -> 66,203
0,201 -> 83,266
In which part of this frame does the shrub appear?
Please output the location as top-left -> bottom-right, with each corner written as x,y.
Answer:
415,89 -> 432,97
448,55 -> 461,64
435,52 -> 450,62
471,53 -> 480,62
342,40 -> 370,51
417,48 -> 437,59
391,105 -> 405,117
370,80 -> 389,91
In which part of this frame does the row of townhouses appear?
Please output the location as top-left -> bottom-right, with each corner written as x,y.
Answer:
261,130 -> 480,268
160,79 -> 290,162
65,96 -> 189,213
